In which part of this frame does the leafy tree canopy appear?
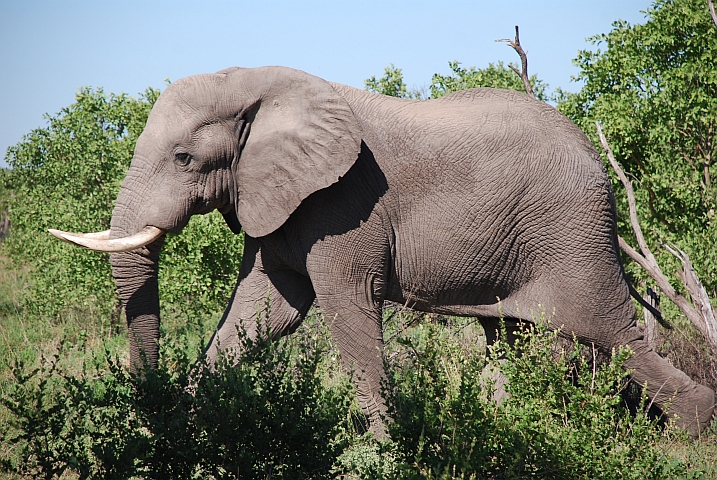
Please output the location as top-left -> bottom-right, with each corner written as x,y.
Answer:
430,60 -> 549,101
4,88 -> 157,315
365,60 -> 549,101
364,63 -> 416,98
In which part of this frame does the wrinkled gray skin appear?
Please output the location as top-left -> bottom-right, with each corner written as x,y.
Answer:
109,66 -> 714,436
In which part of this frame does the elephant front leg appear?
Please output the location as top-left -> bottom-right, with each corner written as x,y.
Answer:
205,237 -> 315,362
314,282 -> 388,437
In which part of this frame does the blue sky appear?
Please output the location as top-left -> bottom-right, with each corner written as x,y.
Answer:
0,1 -> 652,168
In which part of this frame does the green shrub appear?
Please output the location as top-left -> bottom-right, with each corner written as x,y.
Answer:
0,313 -> 354,479
1,310 -> 706,479
160,214 -> 244,320
379,318 -> 696,479
3,87 -> 157,317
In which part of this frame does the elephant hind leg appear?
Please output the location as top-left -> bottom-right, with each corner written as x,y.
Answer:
551,280 -> 715,437
621,331 -> 715,436
479,317 -> 527,404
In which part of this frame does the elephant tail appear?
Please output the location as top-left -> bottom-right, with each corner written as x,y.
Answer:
628,282 -> 672,330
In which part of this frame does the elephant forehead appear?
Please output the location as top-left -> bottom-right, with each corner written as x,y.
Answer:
154,77 -> 228,122
145,102 -> 221,146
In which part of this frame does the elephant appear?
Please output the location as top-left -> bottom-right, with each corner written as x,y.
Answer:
50,65 -> 715,437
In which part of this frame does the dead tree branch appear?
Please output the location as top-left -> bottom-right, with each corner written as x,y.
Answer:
710,0 -> 717,28
497,26 -> 536,100
597,122 -> 717,352
664,245 -> 717,347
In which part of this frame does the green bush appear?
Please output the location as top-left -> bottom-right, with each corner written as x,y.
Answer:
0,312 -> 354,479
377,318 -> 695,479
3,87 -> 157,316
2,308 -> 706,479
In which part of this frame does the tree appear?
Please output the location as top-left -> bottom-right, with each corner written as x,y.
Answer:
4,88 -> 157,316
430,60 -> 548,101
365,60 -> 549,101
558,0 -> 717,297
365,63 -> 419,98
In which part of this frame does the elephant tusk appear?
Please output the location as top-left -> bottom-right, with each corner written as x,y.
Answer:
48,229 -> 111,245
48,226 -> 165,253
50,229 -> 111,241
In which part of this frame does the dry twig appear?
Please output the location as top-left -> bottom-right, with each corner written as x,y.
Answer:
497,26 -> 536,100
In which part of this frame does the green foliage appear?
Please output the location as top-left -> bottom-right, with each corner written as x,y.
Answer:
1,345 -> 145,479
365,63 -> 423,99
160,214 -> 244,319
377,318 -> 693,479
430,60 -> 549,102
0,170 -> 9,243
558,0 -> 717,296
365,61 -> 548,101
0,313 -> 354,479
2,295 -> 710,478
3,87 -> 157,316
383,321 -> 490,478
2,87 -> 244,319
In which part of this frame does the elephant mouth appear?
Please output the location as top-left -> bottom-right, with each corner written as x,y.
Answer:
48,226 -> 166,253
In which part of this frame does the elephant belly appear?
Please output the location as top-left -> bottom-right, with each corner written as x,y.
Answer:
386,225 -> 538,317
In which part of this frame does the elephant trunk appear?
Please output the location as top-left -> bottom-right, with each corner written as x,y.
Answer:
107,184 -> 167,372
110,240 -> 164,372
48,188 -> 168,371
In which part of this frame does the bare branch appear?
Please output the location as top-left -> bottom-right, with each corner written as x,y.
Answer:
618,236 -> 679,307
496,26 -> 536,100
664,245 -> 717,347
599,122 -> 717,352
596,122 -> 659,268
617,210 -> 717,348
710,0 -> 717,28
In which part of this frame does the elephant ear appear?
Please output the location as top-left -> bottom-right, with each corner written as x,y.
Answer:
223,66 -> 363,238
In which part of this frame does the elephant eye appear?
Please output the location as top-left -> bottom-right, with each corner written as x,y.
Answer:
175,152 -> 193,167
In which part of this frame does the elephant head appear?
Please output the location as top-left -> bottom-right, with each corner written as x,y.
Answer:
50,66 -> 363,371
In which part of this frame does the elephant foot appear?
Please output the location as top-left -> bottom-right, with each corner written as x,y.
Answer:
668,383 -> 715,438
367,416 -> 389,441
